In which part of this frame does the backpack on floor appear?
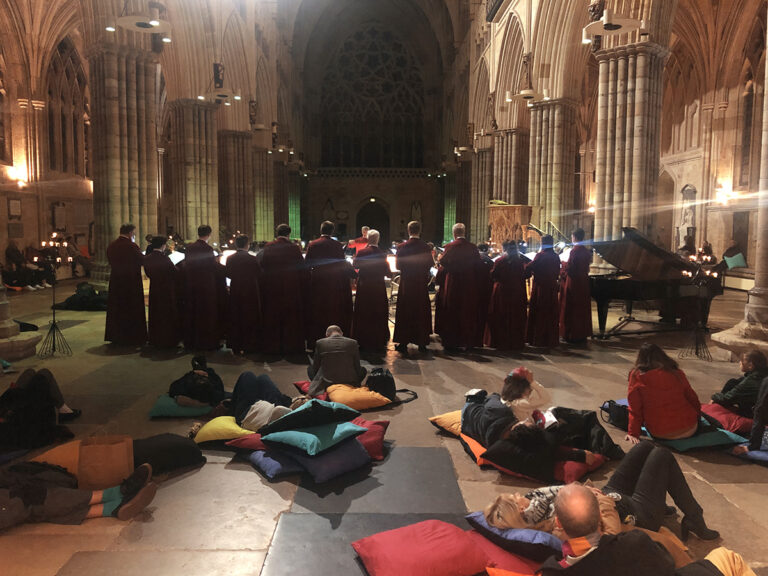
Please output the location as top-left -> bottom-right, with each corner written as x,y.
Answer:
367,368 -> 417,405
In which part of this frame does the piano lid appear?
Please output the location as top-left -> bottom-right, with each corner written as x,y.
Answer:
593,227 -> 698,281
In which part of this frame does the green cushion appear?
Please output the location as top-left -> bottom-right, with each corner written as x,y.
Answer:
149,395 -> 213,419
652,429 -> 747,452
261,421 -> 366,456
723,253 -> 747,269
259,399 -> 359,434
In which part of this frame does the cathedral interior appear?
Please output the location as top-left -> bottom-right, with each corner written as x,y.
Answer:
2,0 -> 768,574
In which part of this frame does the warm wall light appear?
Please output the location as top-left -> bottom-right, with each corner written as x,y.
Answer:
715,181 -> 737,205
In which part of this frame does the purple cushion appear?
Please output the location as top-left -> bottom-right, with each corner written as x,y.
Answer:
287,438 -> 371,483
249,450 -> 304,480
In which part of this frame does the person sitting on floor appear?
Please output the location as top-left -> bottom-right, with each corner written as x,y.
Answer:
626,343 -> 701,445
0,369 -> 81,452
485,442 -> 718,542
0,463 -> 157,532
733,375 -> 768,456
307,325 -> 367,396
711,350 -> 768,417
538,483 -> 753,576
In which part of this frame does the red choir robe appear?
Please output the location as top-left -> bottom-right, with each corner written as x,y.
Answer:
144,250 -> 181,348
525,248 -> 561,347
559,243 -> 593,342
351,245 -> 391,350
476,254 -> 494,346
226,249 -> 262,353
259,237 -> 307,354
393,237 -> 434,347
435,237 -> 483,349
105,235 -> 146,345
181,239 -> 226,350
305,235 -> 354,348
484,253 -> 527,350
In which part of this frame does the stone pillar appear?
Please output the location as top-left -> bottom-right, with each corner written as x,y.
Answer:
287,167 -> 302,238
442,173 -> 457,244
470,147 -> 493,244
699,103 -> 715,243
89,45 -> 159,283
273,162 -> 289,230
218,131 -> 255,238
593,42 -> 667,250
253,149 -> 275,242
527,99 -> 578,235
456,160 -> 473,237
0,274 -> 42,359
165,99 -> 219,242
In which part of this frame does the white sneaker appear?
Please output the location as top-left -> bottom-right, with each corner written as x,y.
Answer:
43,281 -> 53,288
34,284 -> 45,289
23,285 -> 36,291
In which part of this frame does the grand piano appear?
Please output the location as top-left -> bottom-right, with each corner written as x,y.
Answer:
590,227 -> 723,338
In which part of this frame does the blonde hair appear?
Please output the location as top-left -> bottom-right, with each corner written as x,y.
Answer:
484,494 -> 554,532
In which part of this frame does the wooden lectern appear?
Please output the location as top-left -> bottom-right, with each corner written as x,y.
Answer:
488,204 -> 535,250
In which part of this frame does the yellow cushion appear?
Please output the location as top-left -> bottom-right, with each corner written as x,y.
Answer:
326,384 -> 391,410
429,410 -> 462,436
194,416 -> 253,444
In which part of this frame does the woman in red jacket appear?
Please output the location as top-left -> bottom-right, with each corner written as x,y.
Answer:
626,343 -> 701,444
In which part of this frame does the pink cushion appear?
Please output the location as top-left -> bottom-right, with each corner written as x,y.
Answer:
701,403 -> 754,435
352,520 -> 489,576
293,380 -> 328,401
556,453 -> 607,484
465,530 -> 538,574
225,433 -> 266,451
351,416 -> 390,461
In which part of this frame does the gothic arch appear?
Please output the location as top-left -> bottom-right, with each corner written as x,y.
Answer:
470,58 -> 493,133
494,13 -> 527,130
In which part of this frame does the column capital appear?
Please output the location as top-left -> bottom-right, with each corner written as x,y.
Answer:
168,98 -> 219,112
595,41 -> 669,63
17,99 -> 46,110
528,97 -> 579,112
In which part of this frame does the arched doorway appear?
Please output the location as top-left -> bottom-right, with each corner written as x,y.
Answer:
356,200 -> 390,247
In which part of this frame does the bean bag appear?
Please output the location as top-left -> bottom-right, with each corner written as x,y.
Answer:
733,431 -> 768,467
293,380 -> 328,401
464,530 -> 538,574
326,384 -> 391,410
133,433 -> 206,476
249,449 -> 304,480
225,433 -> 266,451
351,520 -> 489,576
465,511 -> 562,562
486,569 -> 535,576
351,416 -> 390,461
261,421 -> 367,456
0,449 -> 28,466
259,399 -> 359,435
148,395 -> 213,419
701,403 -> 754,436
429,410 -> 462,436
288,438 -> 371,483
649,427 -> 746,452
193,416 -> 253,444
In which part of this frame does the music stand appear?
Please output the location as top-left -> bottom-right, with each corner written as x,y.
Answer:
38,257 -> 72,359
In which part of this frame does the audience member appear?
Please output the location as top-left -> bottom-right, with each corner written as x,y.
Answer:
307,325 -> 367,396
711,350 -> 768,416
626,343 -> 701,444
733,376 -> 768,455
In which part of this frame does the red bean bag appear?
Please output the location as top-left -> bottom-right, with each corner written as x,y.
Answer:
701,403 -> 754,436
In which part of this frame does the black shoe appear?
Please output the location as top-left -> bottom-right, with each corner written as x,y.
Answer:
680,516 -> 719,542
418,345 -> 428,353
120,463 -> 153,500
115,482 -> 158,520
395,344 -> 407,353
58,409 -> 82,422
664,505 -> 677,517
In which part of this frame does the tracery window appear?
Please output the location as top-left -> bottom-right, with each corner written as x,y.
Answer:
47,39 -> 89,177
0,64 -> 10,164
320,26 -> 425,168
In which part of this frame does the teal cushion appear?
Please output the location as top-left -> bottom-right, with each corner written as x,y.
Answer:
149,395 -> 213,419
651,429 -> 746,452
261,421 -> 366,456
258,399 -> 359,434
723,253 -> 747,269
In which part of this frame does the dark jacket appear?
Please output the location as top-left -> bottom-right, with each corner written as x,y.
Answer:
712,370 -> 768,415
748,377 -> 768,451
169,368 -> 225,406
538,531 -> 720,576
461,393 -> 517,447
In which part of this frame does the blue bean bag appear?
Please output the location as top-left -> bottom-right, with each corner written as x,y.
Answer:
288,438 -> 371,483
465,511 -> 562,562
733,431 -> 768,467
249,449 -> 304,480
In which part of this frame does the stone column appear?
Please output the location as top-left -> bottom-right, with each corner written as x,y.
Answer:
165,99 -> 219,242
218,131 -> 255,238
88,45 -> 159,283
287,167 -> 302,237
593,42 -> 667,249
253,149 -> 275,242
527,99 -> 578,235
0,274 -> 41,359
470,147 -> 493,243
442,173 -> 457,244
699,103 -> 715,243
273,161 -> 289,229
456,159 -> 473,236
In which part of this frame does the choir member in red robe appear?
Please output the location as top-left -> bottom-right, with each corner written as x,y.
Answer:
393,221 -> 434,352
305,221 -> 354,349
351,229 -> 391,350
105,223 -> 146,345
560,228 -> 593,343
226,234 -> 262,354
485,241 -> 528,350
476,243 -> 494,347
525,235 -> 561,347
435,223 -> 483,351
180,225 -> 226,350
258,224 -> 307,355
144,236 -> 181,348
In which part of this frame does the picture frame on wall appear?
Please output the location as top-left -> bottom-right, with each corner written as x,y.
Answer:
8,198 -> 21,220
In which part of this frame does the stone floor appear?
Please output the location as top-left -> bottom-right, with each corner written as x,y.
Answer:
2,282 -> 767,576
